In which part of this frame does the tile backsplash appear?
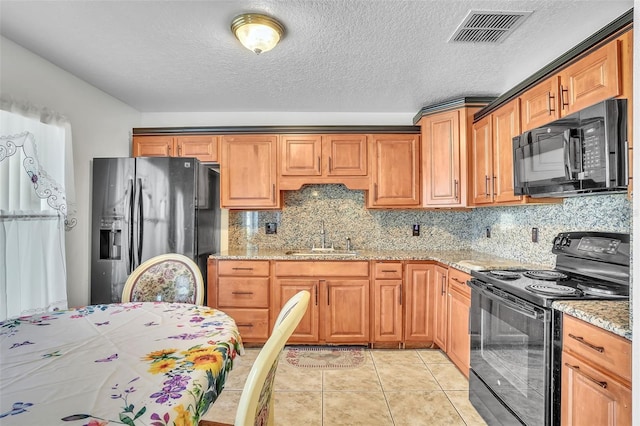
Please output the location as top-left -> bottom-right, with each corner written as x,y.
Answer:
228,184 -> 631,268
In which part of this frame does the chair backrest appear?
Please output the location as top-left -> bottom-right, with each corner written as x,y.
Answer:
121,253 -> 204,305
234,290 -> 310,426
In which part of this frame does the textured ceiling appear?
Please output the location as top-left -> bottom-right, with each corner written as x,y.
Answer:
0,1 -> 633,114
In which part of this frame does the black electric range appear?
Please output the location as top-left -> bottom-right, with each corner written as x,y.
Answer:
468,231 -> 629,426
470,231 -> 630,308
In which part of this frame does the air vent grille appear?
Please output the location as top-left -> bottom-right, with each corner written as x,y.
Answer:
449,10 -> 532,43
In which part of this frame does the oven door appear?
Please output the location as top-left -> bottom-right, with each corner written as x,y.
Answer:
469,283 -> 552,426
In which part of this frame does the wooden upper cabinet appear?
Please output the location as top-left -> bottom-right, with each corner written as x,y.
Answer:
491,100 -> 521,203
559,39 -> 621,116
324,134 -> 368,176
421,110 -> 462,206
220,135 -> 280,209
132,135 -> 219,162
132,135 -> 174,157
521,37 -> 622,132
280,134 -> 322,176
470,115 -> 493,205
368,134 -> 420,208
471,100 -> 523,205
280,134 -> 367,177
519,76 -> 560,132
176,136 -> 219,162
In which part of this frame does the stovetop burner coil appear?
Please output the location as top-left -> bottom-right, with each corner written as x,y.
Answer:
577,282 -> 628,296
523,270 -> 568,280
525,284 -> 578,295
488,270 -> 521,280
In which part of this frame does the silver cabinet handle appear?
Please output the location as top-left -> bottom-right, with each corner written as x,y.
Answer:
484,176 -> 490,198
548,92 -> 556,114
568,333 -> 605,353
564,363 -> 607,388
561,85 -> 569,110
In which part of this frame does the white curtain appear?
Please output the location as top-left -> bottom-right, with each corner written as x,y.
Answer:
0,97 -> 76,320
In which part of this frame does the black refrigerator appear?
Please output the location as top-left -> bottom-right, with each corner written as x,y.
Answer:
90,157 -> 220,304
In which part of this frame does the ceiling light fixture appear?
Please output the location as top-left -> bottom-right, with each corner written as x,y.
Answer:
231,13 -> 285,55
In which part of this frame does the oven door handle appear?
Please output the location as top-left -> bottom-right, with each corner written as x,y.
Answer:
472,282 -> 542,320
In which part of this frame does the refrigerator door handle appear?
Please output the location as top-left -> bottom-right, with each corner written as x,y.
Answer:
136,178 -> 144,267
127,178 -> 135,274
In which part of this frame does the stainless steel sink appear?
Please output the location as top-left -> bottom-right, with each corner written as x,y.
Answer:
285,249 -> 358,256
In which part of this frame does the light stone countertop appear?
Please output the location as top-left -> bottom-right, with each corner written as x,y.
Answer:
210,249 -> 549,274
552,300 -> 631,340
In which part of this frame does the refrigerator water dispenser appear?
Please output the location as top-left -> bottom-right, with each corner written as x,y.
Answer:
99,216 -> 123,260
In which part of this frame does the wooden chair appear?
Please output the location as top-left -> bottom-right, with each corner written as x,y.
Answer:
199,290 -> 311,426
121,253 -> 204,304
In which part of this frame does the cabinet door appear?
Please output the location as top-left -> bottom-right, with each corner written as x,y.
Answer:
274,279 -> 319,343
404,264 -> 435,343
560,40 -> 621,116
220,135 -> 280,209
470,115 -> 493,205
447,287 -> 470,378
280,134 -> 322,176
492,100 -> 522,203
561,352 -> 631,426
176,136 -> 218,162
132,135 -> 175,157
372,279 -> 403,343
323,134 -> 368,176
368,134 -> 420,207
324,279 -> 370,343
519,76 -> 560,132
433,265 -> 448,350
422,110 -> 462,206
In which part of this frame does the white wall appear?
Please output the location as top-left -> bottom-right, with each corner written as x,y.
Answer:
0,36 -> 142,307
141,111 -> 415,127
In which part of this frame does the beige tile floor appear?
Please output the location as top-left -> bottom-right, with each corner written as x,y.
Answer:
202,348 -> 488,425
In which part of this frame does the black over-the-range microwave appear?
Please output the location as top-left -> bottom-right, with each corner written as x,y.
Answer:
513,98 -> 628,197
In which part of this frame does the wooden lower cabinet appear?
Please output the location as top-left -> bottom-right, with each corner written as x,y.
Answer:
273,279 -> 320,342
446,268 -> 471,378
273,261 -> 370,344
208,259 -> 271,343
404,263 -> 436,344
372,262 -> 403,344
433,265 -> 448,349
561,315 -> 631,426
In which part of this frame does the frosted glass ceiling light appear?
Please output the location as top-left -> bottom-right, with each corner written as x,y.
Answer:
231,13 -> 285,55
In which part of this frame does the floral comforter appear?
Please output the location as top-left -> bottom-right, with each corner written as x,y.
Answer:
0,302 -> 244,426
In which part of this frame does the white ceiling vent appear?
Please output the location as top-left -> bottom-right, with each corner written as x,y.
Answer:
449,10 -> 532,43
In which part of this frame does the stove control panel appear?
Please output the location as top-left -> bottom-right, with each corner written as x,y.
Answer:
552,231 -> 630,268
577,237 -> 620,255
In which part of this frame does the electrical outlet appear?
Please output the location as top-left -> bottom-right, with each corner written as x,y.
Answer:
412,224 -> 420,236
486,227 -> 491,238
265,222 -> 277,234
532,227 -> 539,243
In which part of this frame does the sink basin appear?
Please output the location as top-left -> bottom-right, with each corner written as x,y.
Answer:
285,250 -> 358,256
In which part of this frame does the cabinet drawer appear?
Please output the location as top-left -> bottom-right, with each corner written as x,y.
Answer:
218,260 -> 270,276
218,278 -> 269,308
448,268 -> 471,297
223,308 -> 269,340
374,262 -> 402,279
563,315 -> 631,382
274,261 -> 369,277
